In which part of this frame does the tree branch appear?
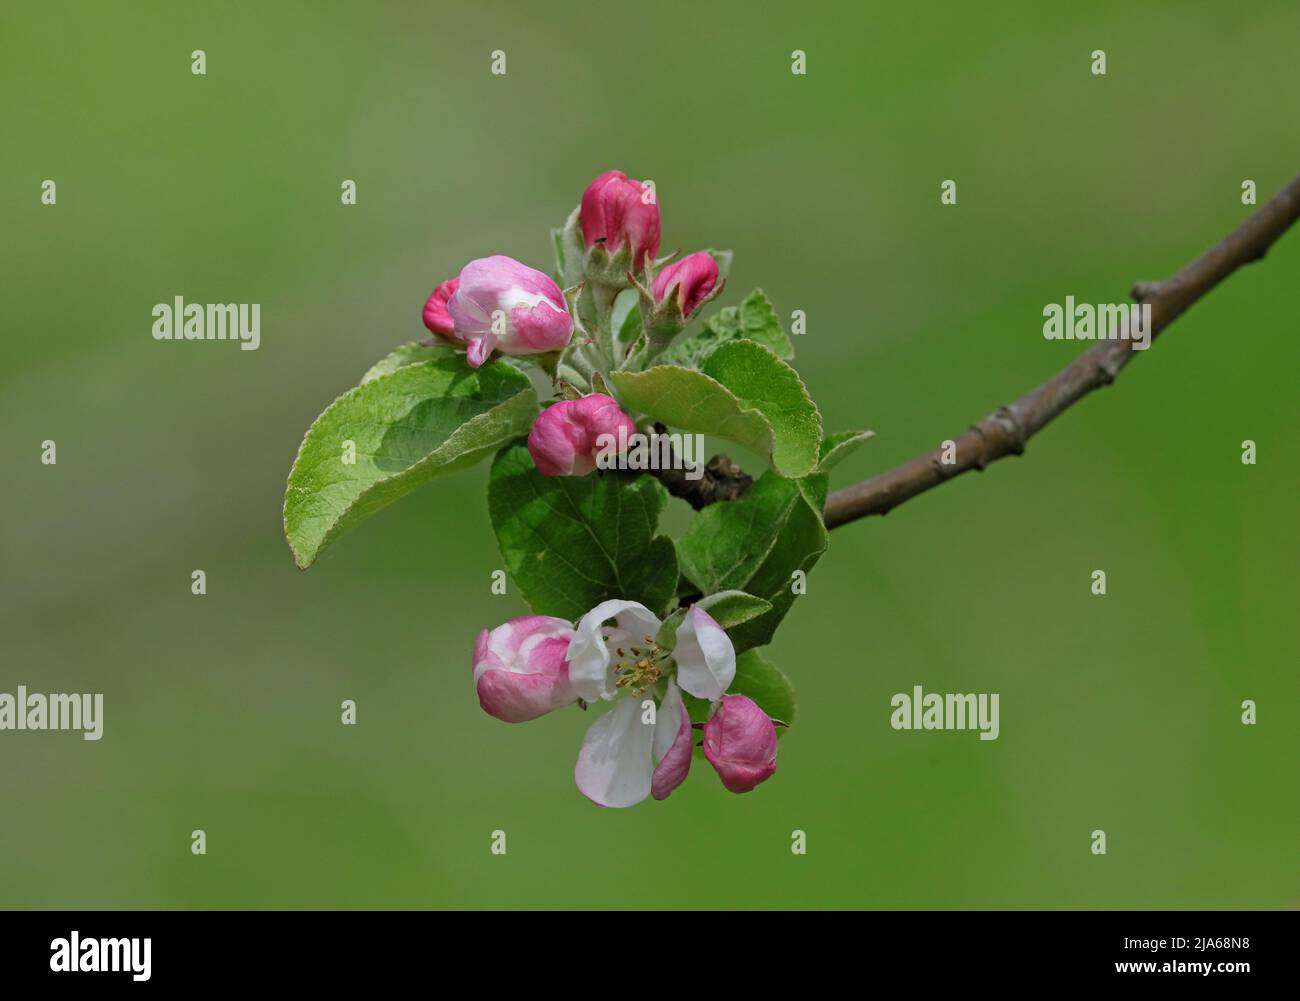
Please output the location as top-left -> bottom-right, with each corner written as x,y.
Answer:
654,451 -> 753,509
821,171 -> 1300,530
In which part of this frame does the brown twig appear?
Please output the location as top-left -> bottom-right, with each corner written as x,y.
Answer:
821,171 -> 1300,530
648,174 -> 1300,522
649,424 -> 752,508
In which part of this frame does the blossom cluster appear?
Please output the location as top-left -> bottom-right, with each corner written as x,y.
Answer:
421,170 -> 721,478
474,602 -> 778,807
420,171 -> 778,806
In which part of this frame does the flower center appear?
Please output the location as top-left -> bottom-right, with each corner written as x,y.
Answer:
613,636 -> 664,697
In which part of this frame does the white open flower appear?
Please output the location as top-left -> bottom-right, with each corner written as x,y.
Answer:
567,599 -> 736,807
565,599 -> 663,703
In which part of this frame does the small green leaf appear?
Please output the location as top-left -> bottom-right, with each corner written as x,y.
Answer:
551,229 -> 566,283
610,339 -> 822,478
655,590 -> 772,650
800,430 -> 874,510
551,206 -> 585,288
361,341 -> 447,384
659,288 -> 793,367
655,609 -> 685,650
284,354 -> 537,569
676,471 -> 828,652
706,248 -> 734,281
488,444 -> 679,620
616,301 -> 641,351
694,590 -> 773,629
816,429 -> 875,473
799,468 -> 832,514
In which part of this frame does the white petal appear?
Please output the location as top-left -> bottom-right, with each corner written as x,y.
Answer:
673,606 -> 736,701
567,599 -> 661,702
608,600 -> 662,644
565,627 -> 612,702
652,679 -> 685,764
574,697 -> 655,808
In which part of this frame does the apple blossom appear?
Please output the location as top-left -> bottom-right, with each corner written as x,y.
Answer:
526,393 -> 638,477
473,615 -> 577,723
574,678 -> 694,807
702,694 -> 778,794
651,251 -> 719,319
288,168 -> 829,815
580,170 -> 661,272
567,599 -> 736,807
447,255 -> 573,367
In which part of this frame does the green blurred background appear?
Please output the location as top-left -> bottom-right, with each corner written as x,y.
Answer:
2,0 -> 1297,908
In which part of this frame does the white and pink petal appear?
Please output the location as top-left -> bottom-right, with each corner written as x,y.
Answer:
650,680 -> 693,801
672,606 -> 736,701
574,696 -> 656,808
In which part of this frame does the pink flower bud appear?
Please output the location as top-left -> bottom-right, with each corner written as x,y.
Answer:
421,277 -> 464,343
651,251 -> 718,318
527,393 -> 638,477
447,255 -> 573,368
580,170 -> 661,272
473,615 -> 576,723
702,695 -> 778,793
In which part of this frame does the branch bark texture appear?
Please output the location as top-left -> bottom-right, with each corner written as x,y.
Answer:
821,172 -> 1300,529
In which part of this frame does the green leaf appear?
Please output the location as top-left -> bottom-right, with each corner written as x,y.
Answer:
683,650 -> 796,729
730,649 -> 796,724
551,228 -> 567,283
694,590 -> 772,629
551,206 -> 585,288
799,430 -> 874,510
816,429 -> 875,473
676,471 -> 828,652
706,248 -> 734,281
487,444 -> 679,620
284,355 -> 537,569
654,590 -> 772,649
361,341 -> 448,383
609,339 -> 822,478
659,288 -> 793,367
799,468 -> 832,514
616,300 -> 641,347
